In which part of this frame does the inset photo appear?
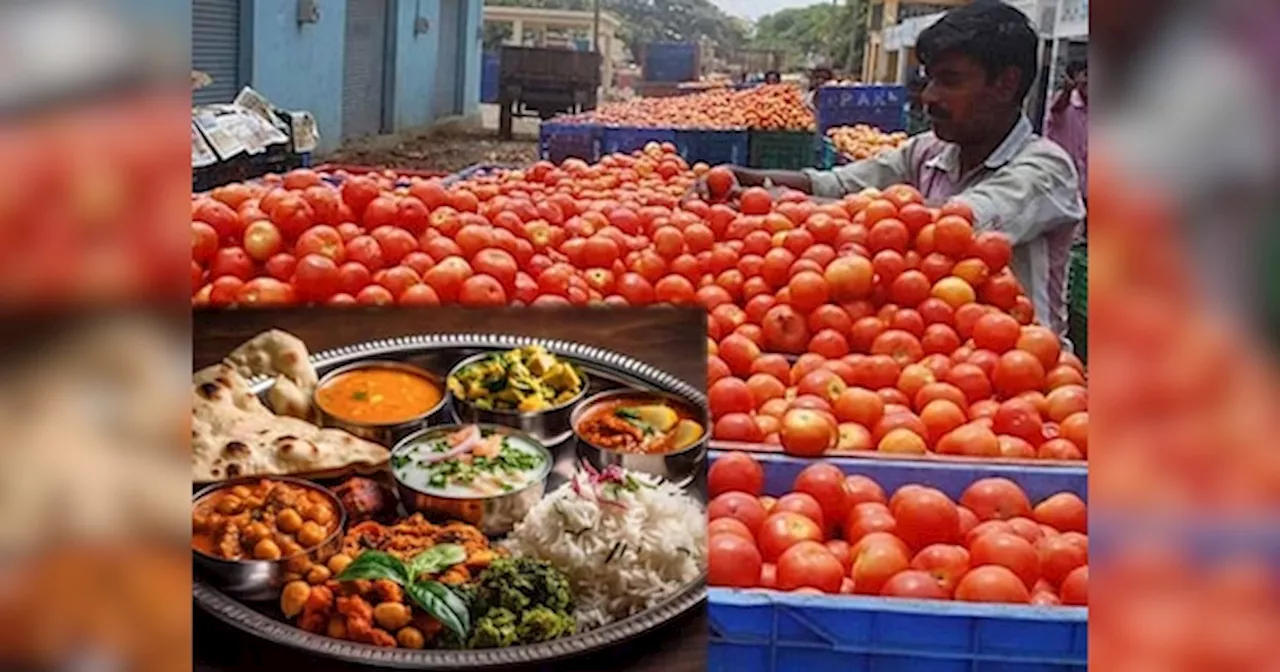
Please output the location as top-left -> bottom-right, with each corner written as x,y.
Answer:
191,307 -> 707,672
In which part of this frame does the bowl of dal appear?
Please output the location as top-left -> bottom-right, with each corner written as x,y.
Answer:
314,360 -> 448,446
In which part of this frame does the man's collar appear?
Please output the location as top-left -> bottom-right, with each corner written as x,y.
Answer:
923,115 -> 1033,176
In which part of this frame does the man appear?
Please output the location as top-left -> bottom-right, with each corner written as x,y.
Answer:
707,3 -> 1083,337
1044,61 -> 1088,206
764,70 -> 782,85
804,66 -> 835,110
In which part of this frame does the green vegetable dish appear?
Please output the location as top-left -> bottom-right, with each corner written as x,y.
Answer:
440,557 -> 577,649
448,346 -> 585,412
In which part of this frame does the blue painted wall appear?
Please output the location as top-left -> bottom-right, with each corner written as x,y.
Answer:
391,0 -> 439,129
391,0 -> 482,128
461,0 -> 482,117
250,0 -> 345,152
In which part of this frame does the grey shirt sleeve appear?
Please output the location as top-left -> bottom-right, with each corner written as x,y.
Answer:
955,141 -> 1085,245
802,138 -> 917,198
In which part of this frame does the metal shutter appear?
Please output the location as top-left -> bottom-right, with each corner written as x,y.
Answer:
434,0 -> 463,118
342,0 -> 389,139
192,0 -> 242,106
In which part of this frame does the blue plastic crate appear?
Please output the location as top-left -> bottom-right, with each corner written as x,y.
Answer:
481,51 -> 500,104
601,126 -> 678,155
674,129 -> 749,166
539,122 -> 601,164
816,85 -> 908,134
707,451 -> 1088,672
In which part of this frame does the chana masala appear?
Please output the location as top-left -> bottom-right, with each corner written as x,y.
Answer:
192,479 -> 340,561
575,395 -> 705,455
316,367 -> 443,425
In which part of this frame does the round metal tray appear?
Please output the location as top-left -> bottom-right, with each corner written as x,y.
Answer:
193,333 -> 708,669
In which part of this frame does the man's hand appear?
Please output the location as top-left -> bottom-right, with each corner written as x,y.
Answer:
688,166 -> 814,202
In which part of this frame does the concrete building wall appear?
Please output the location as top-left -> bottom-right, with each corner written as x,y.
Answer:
250,0 -> 346,153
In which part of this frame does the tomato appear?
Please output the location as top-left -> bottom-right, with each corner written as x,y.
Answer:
295,225 -> 346,263
709,452 -> 765,497
933,215 -> 974,258
970,532 -> 1040,589
268,193 -> 317,240
709,533 -> 764,588
192,222 -> 219,264
960,478 -> 1033,521
910,544 -> 971,596
890,486 -> 960,551
832,387 -> 885,428
345,235 -> 386,271
942,363 -> 993,404
715,413 -> 764,442
842,475 -> 887,508
786,271 -> 829,313
194,199 -> 242,243
1044,385 -> 1087,423
1059,412 -> 1087,455
954,565 -> 1030,603
870,329 -> 924,367
348,284 -> 390,305
992,350 -> 1047,397
761,305 -> 810,354
709,377 -> 754,418
793,462 -> 852,529
972,313 -> 1021,353
209,247 -> 254,281
654,274 -> 696,304
780,409 -> 837,457
777,541 -> 845,593
881,569 -> 949,599
398,284 -> 441,306
971,231 -> 1012,272
850,537 -> 911,595
235,277 -> 296,306
757,512 -> 825,563
424,256 -> 474,303
1059,565 -> 1087,605
1032,492 -> 1087,534
378,265 -> 422,297
709,517 -> 755,542
797,369 -> 847,403
240,220 -> 282,263
709,491 -> 769,536
773,492 -> 825,529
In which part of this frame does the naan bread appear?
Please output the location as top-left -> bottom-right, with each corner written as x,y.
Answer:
192,365 -> 388,482
223,329 -> 319,418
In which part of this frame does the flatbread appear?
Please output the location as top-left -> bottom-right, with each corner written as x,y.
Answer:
192,364 -> 388,483
223,329 -> 319,417
266,374 -> 314,421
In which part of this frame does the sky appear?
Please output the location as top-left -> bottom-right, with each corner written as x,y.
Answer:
711,0 -> 830,21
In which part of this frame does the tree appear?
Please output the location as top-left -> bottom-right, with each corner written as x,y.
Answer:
749,0 -> 868,75
485,0 -> 747,60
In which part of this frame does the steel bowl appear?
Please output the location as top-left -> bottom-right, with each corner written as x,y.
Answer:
446,351 -> 588,445
571,389 -> 708,488
313,360 -> 448,446
390,423 -> 553,536
191,476 -> 348,602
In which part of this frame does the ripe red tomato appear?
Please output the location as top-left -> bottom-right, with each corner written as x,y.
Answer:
911,544 -> 971,596
960,478 -> 1033,521
773,492 -> 825,529
780,409 -> 837,457
881,569 -> 949,599
891,487 -> 961,551
424,256 -> 474,303
192,221 -> 219,264
709,533 -> 764,588
1033,492 -> 1088,534
793,462 -> 853,529
1059,565 -> 1088,605
709,491 -> 769,536
954,565 -> 1031,603
970,532 -> 1040,589
777,541 -> 844,593
377,265 -> 422,298
850,537 -> 911,595
757,511 -> 824,562
708,452 -> 765,497
209,247 -> 254,281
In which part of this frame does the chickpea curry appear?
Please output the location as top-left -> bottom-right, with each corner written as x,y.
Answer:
316,367 -> 443,425
192,479 -> 341,561
575,396 -> 705,454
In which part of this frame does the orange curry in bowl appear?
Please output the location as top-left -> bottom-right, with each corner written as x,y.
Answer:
575,395 -> 705,455
192,479 -> 340,561
316,366 -> 443,425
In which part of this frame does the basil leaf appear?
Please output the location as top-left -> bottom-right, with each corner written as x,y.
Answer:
336,550 -> 409,584
406,581 -> 471,638
408,543 -> 467,578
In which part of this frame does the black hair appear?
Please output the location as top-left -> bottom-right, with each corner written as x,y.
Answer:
1065,61 -> 1087,78
917,1 -> 1039,102
906,70 -> 928,91
764,70 -> 781,82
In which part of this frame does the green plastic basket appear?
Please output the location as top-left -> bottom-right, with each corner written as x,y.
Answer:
1067,242 -> 1087,362
747,131 -> 818,170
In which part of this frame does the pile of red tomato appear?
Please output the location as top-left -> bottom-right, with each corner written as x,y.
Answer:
707,452 -> 1088,606
192,143 -> 1086,462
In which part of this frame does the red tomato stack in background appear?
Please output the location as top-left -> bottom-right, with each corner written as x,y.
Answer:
193,144 -> 1085,462
707,452 -> 1088,605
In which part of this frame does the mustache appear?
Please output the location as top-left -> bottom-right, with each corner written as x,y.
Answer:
927,106 -> 951,121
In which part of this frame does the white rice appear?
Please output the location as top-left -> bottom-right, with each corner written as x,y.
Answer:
503,469 -> 705,629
